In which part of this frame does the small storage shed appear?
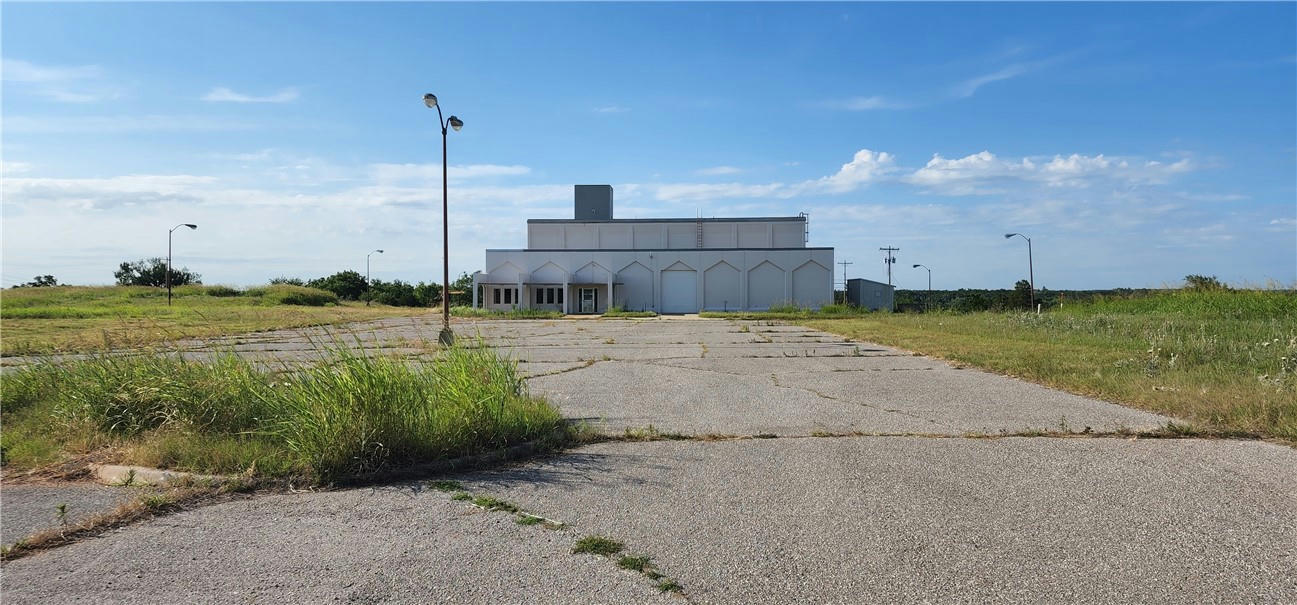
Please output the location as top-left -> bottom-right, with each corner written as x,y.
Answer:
846,278 -> 894,311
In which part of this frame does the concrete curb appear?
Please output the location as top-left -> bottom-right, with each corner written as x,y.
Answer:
89,464 -> 225,487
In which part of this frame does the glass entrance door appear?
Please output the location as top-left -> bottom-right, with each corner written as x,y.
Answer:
579,288 -> 596,313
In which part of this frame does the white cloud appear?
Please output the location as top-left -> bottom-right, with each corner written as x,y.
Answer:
594,105 -> 630,114
4,115 -> 265,134
652,148 -> 895,202
369,163 -> 531,183
653,182 -> 787,203
1268,217 -> 1297,231
817,96 -> 907,111
2,58 -> 122,103
907,151 -> 1195,195
202,87 -> 300,103
804,149 -> 898,194
696,166 -> 743,176
1,58 -> 101,82
1,161 -> 33,175
952,63 -> 1034,98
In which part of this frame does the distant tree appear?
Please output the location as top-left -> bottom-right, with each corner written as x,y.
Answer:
307,270 -> 368,300
367,279 -> 420,307
114,258 -> 200,287
414,282 -> 440,307
1011,279 -> 1033,310
269,276 -> 305,286
1183,274 -> 1229,291
12,275 -> 58,288
450,272 -> 475,306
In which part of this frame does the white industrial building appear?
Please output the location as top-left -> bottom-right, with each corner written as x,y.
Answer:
471,185 -> 834,314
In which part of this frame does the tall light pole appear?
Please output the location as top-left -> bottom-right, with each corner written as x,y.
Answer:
366,249 -> 384,306
424,93 -> 463,346
1004,233 -> 1034,310
167,223 -> 197,306
912,264 -> 931,311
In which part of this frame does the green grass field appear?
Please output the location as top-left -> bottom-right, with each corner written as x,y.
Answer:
801,289 -> 1297,442
0,285 -> 432,356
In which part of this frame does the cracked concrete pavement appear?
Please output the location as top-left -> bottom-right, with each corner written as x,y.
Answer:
3,317 -> 1294,603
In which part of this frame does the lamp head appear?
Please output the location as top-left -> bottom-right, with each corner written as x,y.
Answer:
1004,233 -> 1016,239
185,224 -> 197,230
448,116 -> 463,131
912,264 -> 921,268
423,93 -> 438,108
376,249 -> 384,254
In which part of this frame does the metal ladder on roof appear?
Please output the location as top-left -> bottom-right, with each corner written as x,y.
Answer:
696,213 -> 704,248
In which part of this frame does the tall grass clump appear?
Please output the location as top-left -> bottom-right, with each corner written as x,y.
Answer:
1,344 -> 562,481
602,306 -> 657,318
450,306 -> 563,319
276,345 -> 560,480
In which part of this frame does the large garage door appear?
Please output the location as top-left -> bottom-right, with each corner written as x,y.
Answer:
661,269 -> 697,314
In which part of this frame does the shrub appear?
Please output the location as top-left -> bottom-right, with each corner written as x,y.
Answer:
307,271 -> 367,300
259,285 -> 339,307
269,276 -> 305,286
204,285 -> 242,297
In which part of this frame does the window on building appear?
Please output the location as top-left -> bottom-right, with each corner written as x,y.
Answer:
504,288 -> 512,304
557,288 -> 564,304
546,288 -> 554,304
493,288 -> 500,305
536,288 -> 544,305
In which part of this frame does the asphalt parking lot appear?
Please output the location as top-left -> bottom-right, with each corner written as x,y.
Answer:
3,317 -> 1294,603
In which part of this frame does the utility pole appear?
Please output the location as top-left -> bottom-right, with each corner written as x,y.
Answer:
879,246 -> 900,286
837,259 -> 852,302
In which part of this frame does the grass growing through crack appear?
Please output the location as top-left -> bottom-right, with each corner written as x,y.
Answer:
1,343 -> 563,482
472,495 -> 520,513
803,289 -> 1297,442
573,535 -> 624,556
657,579 -> 683,593
617,555 -> 652,572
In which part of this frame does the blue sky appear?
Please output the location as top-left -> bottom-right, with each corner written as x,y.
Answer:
3,2 -> 1294,290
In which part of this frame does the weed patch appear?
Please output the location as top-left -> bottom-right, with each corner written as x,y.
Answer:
472,496 -> 520,513
1,343 -> 563,483
573,535 -> 624,556
617,555 -> 652,572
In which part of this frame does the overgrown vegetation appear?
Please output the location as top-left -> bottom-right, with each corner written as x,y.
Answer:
0,343 -> 563,482
0,285 -> 427,355
701,303 -> 866,320
450,306 -> 564,319
803,288 -> 1297,442
573,535 -> 625,556
602,306 -> 657,318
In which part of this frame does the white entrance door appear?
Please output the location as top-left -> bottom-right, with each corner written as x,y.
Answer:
579,288 -> 596,313
661,269 -> 697,314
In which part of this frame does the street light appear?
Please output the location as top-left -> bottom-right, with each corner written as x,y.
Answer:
167,223 -> 197,306
911,264 -> 931,293
1004,233 -> 1034,310
424,92 -> 463,345
912,264 -> 932,312
366,249 -> 384,306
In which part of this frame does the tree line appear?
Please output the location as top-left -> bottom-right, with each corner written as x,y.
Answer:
101,258 -> 473,308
